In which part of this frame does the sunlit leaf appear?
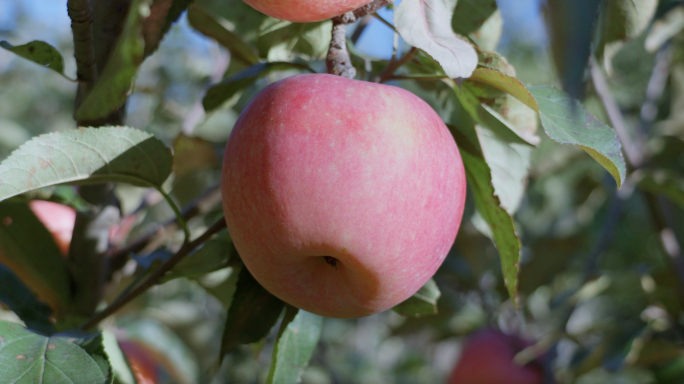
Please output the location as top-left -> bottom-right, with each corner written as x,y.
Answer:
392,279 -> 441,317
529,86 -> 626,188
0,41 -> 74,81
102,330 -> 136,384
220,267 -> 285,359
266,306 -> 323,384
74,0 -> 147,122
162,234 -> 237,282
0,321 -> 112,384
395,0 -> 478,79
0,127 -> 173,202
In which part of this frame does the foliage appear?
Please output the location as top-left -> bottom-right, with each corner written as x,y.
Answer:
0,0 -> 683,382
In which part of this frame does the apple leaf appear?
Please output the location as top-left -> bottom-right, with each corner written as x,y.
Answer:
0,321 -> 112,384
196,263 -> 242,308
203,62 -> 315,112
0,41 -> 74,81
0,127 -> 173,202
74,0 -> 147,122
447,106 -> 521,305
162,234 -> 238,282
220,267 -> 285,360
101,331 -> 136,384
392,279 -> 441,317
257,19 -> 332,61
529,86 -> 626,189
394,0 -> 478,79
187,4 -> 260,66
0,263 -> 54,335
635,170 -> 684,210
451,0 -> 502,51
469,68 -> 538,110
266,306 -> 323,384
0,202 -> 71,312
596,0 -> 658,55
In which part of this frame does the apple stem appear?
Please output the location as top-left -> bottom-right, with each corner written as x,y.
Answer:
323,256 -> 339,269
326,0 -> 395,79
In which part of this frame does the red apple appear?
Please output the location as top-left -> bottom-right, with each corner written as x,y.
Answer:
243,0 -> 373,22
448,329 -> 544,384
28,200 -> 76,256
221,74 -> 466,318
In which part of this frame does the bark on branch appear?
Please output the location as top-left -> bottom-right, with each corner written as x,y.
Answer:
326,0 -> 395,78
67,0 -> 97,103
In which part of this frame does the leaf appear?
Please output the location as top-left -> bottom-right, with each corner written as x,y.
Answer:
392,279 -> 441,317
0,263 -> 54,334
143,0 -> 194,57
635,170 -> 684,210
645,6 -> 684,52
196,264 -> 242,308
102,330 -> 136,384
0,321 -> 112,384
0,202 -> 71,312
469,68 -> 538,111
172,134 -> 219,178
596,0 -> 659,52
203,62 -> 314,112
0,41 -> 74,81
448,108 -> 521,304
74,0 -> 147,122
529,86 -> 626,188
220,267 -> 285,359
187,4 -> 260,66
162,234 -> 237,282
257,19 -> 332,61
451,0 -> 502,51
545,0 -> 601,99
395,0 -> 478,79
0,127 -> 173,202
266,306 -> 323,384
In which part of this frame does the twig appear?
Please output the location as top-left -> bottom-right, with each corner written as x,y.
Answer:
351,15 -> 373,44
589,56 -> 644,168
80,217 -> 228,331
326,0 -> 395,78
640,44 -> 672,134
374,47 -> 417,83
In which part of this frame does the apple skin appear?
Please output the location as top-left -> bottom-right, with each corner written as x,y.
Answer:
221,74 -> 466,318
28,200 -> 76,256
243,0 -> 373,22
448,329 -> 544,384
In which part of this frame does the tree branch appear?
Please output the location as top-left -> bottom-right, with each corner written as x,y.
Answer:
589,56 -> 644,168
326,0 -> 395,78
374,47 -> 417,83
80,217 -> 228,331
67,0 -> 97,98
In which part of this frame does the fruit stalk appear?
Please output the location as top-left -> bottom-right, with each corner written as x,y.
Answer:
326,0 -> 394,78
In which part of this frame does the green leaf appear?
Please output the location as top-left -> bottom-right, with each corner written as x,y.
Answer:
0,127 -> 173,202
448,116 -> 521,305
635,170 -> 684,210
162,234 -> 237,282
74,0 -> 147,122
469,68 -> 538,111
392,279 -> 441,317
266,306 -> 323,384
256,19 -> 332,61
102,330 -> 136,384
451,0 -> 502,51
0,202 -> 71,312
529,86 -> 626,188
0,263 -> 54,335
187,4 -> 259,66
395,0 -> 478,79
203,62 -> 314,112
0,41 -> 74,81
220,267 -> 285,359
596,0 -> 659,55
195,263 -> 242,308
0,321 -> 112,384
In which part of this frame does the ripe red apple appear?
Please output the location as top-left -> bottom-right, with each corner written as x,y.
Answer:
221,74 -> 466,318
28,200 -> 76,256
243,0 -> 373,23
448,329 -> 544,384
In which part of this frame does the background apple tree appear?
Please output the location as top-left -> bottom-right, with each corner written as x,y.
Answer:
0,0 -> 683,382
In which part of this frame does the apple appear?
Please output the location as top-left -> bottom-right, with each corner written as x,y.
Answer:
221,74 -> 466,318
28,200 -> 76,256
243,0 -> 373,23
448,329 -> 544,384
